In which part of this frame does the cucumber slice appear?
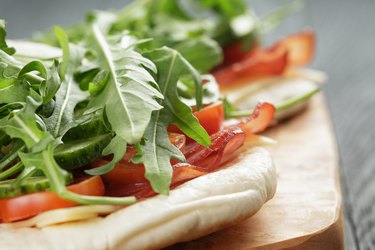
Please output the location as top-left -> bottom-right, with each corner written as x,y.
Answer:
0,173 -> 72,199
223,76 -> 320,120
0,176 -> 52,198
54,133 -> 111,171
62,116 -> 110,142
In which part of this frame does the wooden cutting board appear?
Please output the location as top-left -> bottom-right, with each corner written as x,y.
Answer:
170,93 -> 343,249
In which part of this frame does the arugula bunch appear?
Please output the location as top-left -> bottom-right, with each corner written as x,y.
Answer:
35,0 -> 256,73
0,9 -> 212,204
36,0 -> 302,73
0,0 -> 302,203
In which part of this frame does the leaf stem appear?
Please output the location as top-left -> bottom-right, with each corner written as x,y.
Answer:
0,162 -> 23,181
42,146 -> 136,205
0,140 -> 25,170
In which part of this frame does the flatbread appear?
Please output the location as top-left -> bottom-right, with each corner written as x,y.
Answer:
0,147 -> 276,250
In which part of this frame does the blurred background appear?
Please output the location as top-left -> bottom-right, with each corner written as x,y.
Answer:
1,0 -> 374,248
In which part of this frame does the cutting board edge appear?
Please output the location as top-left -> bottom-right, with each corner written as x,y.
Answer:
256,94 -> 344,249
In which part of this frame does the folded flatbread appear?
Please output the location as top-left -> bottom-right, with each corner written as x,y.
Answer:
0,147 -> 276,250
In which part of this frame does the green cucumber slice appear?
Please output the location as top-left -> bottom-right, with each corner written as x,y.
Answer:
54,133 -> 111,171
0,176 -> 52,198
0,174 -> 72,199
223,76 -> 320,120
62,116 -> 110,142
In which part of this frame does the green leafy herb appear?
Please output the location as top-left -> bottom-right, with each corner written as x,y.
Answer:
0,139 -> 24,171
85,135 -> 127,175
0,51 -> 29,104
0,20 -> 16,55
43,27 -> 89,139
136,47 -> 210,194
179,74 -> 221,107
0,91 -> 51,149
35,0 -> 261,72
86,24 -> 163,144
174,38 -> 222,73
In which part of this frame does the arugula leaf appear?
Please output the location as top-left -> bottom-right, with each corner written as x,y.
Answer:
85,135 -> 126,175
0,77 -> 29,104
174,37 -> 222,73
17,59 -> 60,104
0,51 -> 29,104
54,27 -> 70,78
200,0 -> 247,19
144,47 -> 210,145
134,111 -> 184,194
86,24 -> 163,144
0,47 -> 59,105
43,27 -> 89,139
137,47 -> 210,194
179,74 -> 221,107
0,91 -> 51,149
39,60 -> 61,104
0,20 -> 15,55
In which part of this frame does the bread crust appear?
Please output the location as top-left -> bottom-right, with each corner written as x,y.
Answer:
0,147 -> 276,250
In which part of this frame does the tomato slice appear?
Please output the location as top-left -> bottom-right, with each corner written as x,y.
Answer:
168,101 -> 224,136
193,101 -> 224,135
92,133 -> 186,185
99,162 -> 145,185
105,163 -> 208,199
0,176 -> 104,223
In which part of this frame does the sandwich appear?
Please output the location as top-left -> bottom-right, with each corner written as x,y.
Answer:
0,1 -> 324,249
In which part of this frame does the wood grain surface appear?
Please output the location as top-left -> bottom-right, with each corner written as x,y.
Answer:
1,1 -> 375,249
167,94 -> 342,249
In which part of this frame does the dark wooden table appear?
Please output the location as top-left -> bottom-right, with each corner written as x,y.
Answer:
1,0 -> 374,249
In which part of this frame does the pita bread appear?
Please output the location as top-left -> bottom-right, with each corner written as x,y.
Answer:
0,147 -> 276,250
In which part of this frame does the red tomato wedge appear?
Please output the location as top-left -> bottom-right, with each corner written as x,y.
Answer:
105,163 -> 208,199
91,133 -> 186,185
0,176 -> 104,223
168,101 -> 224,136
213,30 -> 315,88
193,101 -> 224,135
92,160 -> 145,185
